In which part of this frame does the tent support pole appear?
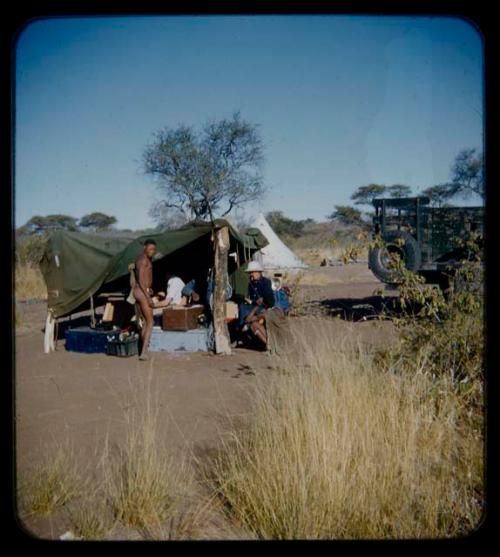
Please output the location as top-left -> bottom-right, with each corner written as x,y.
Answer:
90,295 -> 96,328
213,226 -> 232,355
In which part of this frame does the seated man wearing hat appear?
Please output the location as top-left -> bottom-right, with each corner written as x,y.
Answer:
239,261 -> 275,346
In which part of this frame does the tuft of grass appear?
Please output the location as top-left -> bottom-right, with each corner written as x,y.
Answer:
212,327 -> 483,539
15,262 -> 47,301
19,444 -> 85,518
66,497 -> 115,540
103,368 -> 194,534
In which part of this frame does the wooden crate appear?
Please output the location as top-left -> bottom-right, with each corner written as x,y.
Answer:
162,305 -> 205,331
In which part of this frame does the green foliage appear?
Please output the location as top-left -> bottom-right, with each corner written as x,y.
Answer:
144,112 -> 265,220
19,214 -> 78,235
79,212 -> 117,230
265,211 -> 315,239
350,184 -> 387,206
387,184 -> 412,198
327,205 -> 364,226
421,184 -> 455,207
373,231 -> 484,408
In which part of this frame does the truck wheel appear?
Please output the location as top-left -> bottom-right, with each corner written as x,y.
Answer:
369,231 -> 421,284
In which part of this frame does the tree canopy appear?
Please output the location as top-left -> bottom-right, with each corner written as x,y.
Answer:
449,148 -> 484,200
20,214 -> 78,235
265,211 -> 315,239
143,112 -> 266,221
326,205 -> 364,226
387,184 -> 412,198
79,212 -> 117,230
350,184 -> 387,206
421,184 -> 454,207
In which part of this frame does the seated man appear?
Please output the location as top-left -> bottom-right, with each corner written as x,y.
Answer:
181,279 -> 201,304
239,261 -> 275,346
158,271 -> 186,305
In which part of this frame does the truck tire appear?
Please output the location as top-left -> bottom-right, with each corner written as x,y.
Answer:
369,230 -> 421,284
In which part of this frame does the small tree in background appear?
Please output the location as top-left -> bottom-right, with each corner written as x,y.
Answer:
450,148 -> 484,200
387,184 -> 412,198
421,184 -> 454,207
351,184 -> 387,206
327,205 -> 364,227
79,212 -> 117,231
143,112 -> 266,222
265,211 -> 314,239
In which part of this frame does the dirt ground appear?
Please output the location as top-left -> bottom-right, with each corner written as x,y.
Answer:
15,263 -> 398,540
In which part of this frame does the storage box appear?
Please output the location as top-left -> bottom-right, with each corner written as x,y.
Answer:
149,325 -> 213,353
106,335 -> 139,357
162,304 -> 205,331
65,327 -> 119,354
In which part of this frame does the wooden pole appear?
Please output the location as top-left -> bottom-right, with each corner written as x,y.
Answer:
213,225 -> 232,355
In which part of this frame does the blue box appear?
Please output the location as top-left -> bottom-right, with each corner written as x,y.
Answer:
65,327 -> 119,354
149,326 -> 213,353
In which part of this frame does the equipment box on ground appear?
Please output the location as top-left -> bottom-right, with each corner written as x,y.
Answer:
162,305 -> 204,331
64,327 -> 119,354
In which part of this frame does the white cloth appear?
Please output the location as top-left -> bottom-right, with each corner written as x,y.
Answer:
166,276 -> 185,305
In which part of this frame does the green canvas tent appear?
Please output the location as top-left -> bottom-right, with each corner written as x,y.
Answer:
40,219 -> 268,319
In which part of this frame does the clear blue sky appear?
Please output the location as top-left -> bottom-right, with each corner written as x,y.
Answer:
15,15 -> 483,229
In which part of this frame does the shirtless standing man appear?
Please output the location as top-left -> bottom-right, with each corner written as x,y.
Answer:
133,239 -> 158,361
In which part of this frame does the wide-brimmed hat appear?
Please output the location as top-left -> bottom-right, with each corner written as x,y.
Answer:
245,261 -> 263,272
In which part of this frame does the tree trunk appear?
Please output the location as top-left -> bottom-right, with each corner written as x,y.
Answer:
213,225 -> 232,355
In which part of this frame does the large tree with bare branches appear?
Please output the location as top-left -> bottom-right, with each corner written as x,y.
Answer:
143,112 -> 265,222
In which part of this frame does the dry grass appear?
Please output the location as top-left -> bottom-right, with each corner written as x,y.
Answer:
19,443 -> 85,519
15,262 -> 47,301
102,367 -> 196,536
66,496 -> 115,540
212,326 -> 483,539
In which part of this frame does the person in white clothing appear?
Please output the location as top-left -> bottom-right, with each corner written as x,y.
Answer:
164,271 -> 185,305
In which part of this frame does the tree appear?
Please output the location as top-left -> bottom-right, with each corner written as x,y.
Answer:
387,184 -> 412,198
327,205 -> 364,226
350,184 -> 387,206
21,214 -> 78,235
265,211 -> 309,239
450,148 -> 484,200
148,202 -> 188,230
143,112 -> 265,221
79,212 -> 117,231
421,184 -> 454,207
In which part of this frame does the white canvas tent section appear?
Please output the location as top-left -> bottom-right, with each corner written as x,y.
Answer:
252,213 -> 307,271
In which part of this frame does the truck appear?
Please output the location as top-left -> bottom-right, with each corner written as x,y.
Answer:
368,196 -> 484,288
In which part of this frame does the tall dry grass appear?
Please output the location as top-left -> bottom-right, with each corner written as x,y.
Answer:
212,327 -> 483,539
19,442 -> 86,519
101,366 -> 197,537
15,262 -> 47,301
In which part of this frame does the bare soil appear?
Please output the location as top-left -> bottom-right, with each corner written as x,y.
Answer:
15,263 -> 398,539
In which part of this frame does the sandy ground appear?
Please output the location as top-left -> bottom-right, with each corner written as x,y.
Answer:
15,263 -> 398,539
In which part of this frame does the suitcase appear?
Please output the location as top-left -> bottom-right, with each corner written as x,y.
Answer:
162,305 -> 205,331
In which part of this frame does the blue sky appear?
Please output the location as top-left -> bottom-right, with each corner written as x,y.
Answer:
15,15 -> 483,229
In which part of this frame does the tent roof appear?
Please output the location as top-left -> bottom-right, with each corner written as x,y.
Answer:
40,219 -> 268,318
252,214 -> 307,270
